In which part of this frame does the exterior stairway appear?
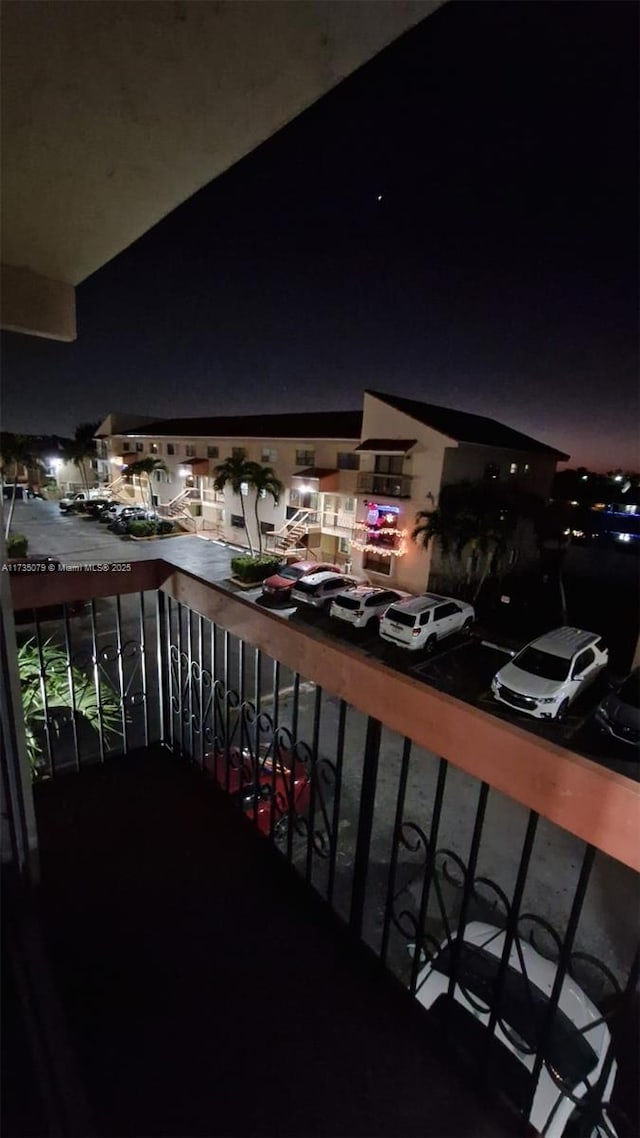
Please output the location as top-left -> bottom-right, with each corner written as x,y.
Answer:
156,489 -> 199,532
267,508 -> 314,554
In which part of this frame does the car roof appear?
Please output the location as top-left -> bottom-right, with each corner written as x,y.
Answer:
385,593 -> 451,615
299,570 -> 344,585
526,627 -> 600,659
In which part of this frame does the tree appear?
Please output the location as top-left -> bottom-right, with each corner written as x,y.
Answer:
250,464 -> 284,555
63,421 -> 100,490
123,456 -> 168,512
412,480 -> 542,602
213,453 -> 258,555
0,432 -> 37,540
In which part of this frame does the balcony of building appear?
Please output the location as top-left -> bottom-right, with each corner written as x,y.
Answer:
3,562 -> 639,1138
356,472 -> 413,499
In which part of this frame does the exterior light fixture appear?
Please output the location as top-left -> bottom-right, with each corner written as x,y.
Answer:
178,467 -> 190,478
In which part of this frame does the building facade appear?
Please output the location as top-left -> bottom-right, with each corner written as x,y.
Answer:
97,392 -> 567,593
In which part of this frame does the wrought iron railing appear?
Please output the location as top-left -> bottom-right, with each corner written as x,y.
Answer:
7,561 -> 640,1138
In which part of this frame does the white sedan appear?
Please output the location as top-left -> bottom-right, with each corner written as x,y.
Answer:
415,921 -> 618,1138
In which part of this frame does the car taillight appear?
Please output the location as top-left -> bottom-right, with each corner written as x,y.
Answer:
412,628 -> 421,637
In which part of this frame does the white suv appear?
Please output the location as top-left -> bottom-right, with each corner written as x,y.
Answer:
330,586 -> 411,631
291,571 -> 361,611
491,627 -> 608,721
379,593 -> 475,652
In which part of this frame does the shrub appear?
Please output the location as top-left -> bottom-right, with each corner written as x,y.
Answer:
128,520 -> 157,538
7,533 -> 28,557
156,519 -> 175,535
230,555 -> 281,583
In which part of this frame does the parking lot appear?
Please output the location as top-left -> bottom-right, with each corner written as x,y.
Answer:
6,499 -> 640,985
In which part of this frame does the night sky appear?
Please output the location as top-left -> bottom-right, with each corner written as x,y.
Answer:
2,1 -> 638,471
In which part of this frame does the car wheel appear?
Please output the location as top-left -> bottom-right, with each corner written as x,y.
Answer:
555,699 -> 570,722
462,618 -> 473,636
425,635 -> 438,654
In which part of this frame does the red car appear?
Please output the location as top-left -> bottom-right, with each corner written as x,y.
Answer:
261,560 -> 341,604
204,746 -> 311,837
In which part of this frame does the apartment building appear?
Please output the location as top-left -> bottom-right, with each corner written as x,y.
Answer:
97,392 -> 568,593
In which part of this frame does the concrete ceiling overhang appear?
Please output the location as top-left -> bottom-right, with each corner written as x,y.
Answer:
1,0 -> 439,341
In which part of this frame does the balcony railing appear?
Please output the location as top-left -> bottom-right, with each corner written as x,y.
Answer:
357,472 -> 412,498
7,561 -> 640,1138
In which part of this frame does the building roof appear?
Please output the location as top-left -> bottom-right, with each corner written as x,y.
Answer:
356,438 -> 417,453
120,411 -> 363,441
367,391 -> 569,459
291,468 -> 339,479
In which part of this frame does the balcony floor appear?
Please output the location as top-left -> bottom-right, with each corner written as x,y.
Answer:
17,748 -> 526,1137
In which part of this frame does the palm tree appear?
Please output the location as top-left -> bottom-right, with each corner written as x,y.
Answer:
413,481 -> 542,602
123,456 -> 168,511
250,464 -> 284,555
66,421 -> 100,490
213,453 -> 257,555
1,432 -> 35,540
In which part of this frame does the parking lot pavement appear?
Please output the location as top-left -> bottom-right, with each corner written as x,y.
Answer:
10,501 -> 639,782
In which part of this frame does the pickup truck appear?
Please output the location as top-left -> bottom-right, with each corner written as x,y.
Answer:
59,489 -> 110,512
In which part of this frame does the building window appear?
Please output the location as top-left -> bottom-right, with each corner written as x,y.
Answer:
363,551 -> 391,577
136,442 -> 144,453
207,446 -> 219,459
261,448 -> 278,464
295,449 -> 315,466
185,444 -> 196,458
167,443 -> 175,456
337,452 -> 359,470
230,514 -> 245,529
484,463 -> 500,480
374,455 -> 403,475
509,462 -> 518,476
122,441 -> 131,452
240,482 -> 249,496
260,521 -> 275,535
338,537 -> 350,554
232,447 -> 245,460
150,443 -> 159,455
343,497 -> 355,513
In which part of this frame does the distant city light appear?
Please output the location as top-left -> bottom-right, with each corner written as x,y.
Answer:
614,474 -> 623,482
581,474 -> 588,481
377,194 -> 383,202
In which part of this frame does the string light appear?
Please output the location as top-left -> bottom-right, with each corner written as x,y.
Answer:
350,541 -> 407,558
353,522 -> 408,536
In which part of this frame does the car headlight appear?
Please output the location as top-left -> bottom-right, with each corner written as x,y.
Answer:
536,696 -> 558,704
491,676 -> 500,691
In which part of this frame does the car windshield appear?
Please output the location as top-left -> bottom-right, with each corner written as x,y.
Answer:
514,648 -> 570,682
617,674 -> 640,709
429,942 -> 597,1087
386,608 -> 416,627
279,566 -> 305,581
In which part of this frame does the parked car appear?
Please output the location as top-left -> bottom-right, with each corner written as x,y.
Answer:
291,570 -> 361,611
594,667 -> 640,750
82,497 -> 115,517
204,746 -> 310,838
330,586 -> 411,631
261,560 -> 341,604
108,507 -> 157,534
414,921 -> 618,1138
379,593 -> 475,652
491,627 -> 608,721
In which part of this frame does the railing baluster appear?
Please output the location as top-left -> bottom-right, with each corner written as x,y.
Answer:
176,601 -> 184,756
409,756 -> 449,996
380,736 -> 412,966
186,606 -> 193,760
444,781 -> 490,1009
327,699 -> 347,909
304,685 -> 322,885
138,592 -> 149,749
350,716 -> 382,939
197,613 -> 204,770
525,844 -> 597,1121
155,590 -> 169,747
114,595 -> 128,756
33,610 -> 55,776
62,603 -> 81,771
